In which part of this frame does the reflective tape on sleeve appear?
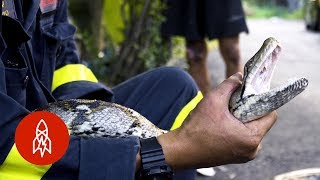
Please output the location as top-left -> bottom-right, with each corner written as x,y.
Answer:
52,64 -> 98,92
0,144 -> 51,180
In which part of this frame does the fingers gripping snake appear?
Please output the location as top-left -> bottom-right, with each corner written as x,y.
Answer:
38,37 -> 308,138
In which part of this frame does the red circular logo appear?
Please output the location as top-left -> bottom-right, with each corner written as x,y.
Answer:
15,111 -> 70,165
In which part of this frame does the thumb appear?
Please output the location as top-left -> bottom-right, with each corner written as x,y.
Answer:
215,72 -> 243,99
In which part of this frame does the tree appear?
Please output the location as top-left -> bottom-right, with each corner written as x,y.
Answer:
69,0 -> 169,85
68,0 -> 105,60
106,0 -> 169,84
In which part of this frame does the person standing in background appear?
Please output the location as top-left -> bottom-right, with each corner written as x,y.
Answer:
162,0 -> 249,95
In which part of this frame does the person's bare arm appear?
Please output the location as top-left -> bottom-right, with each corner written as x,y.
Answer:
136,72 -> 277,171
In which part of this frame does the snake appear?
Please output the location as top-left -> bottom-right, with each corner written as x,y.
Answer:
37,37 -> 308,139
229,37 -> 308,122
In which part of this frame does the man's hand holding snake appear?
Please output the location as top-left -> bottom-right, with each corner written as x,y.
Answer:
156,72 -> 277,170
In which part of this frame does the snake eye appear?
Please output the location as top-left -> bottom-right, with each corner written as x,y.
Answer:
301,78 -> 309,87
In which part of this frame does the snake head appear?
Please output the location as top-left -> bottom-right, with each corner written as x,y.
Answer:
230,37 -> 309,122
241,37 -> 282,98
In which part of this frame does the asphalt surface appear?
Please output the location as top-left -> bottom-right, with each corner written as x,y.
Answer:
197,19 -> 320,180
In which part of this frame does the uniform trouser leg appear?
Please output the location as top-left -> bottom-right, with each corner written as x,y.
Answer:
112,66 -> 200,130
112,66 -> 202,179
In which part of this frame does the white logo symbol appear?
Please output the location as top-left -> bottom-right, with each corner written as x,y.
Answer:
32,119 -> 52,158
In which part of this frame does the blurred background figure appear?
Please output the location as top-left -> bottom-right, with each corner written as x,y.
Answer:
161,0 -> 249,95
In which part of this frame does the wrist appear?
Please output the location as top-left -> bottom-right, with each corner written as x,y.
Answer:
157,123 -> 221,170
136,132 -> 179,173
156,129 -> 190,170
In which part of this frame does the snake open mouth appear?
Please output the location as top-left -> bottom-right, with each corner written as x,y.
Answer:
250,44 -> 281,94
242,37 -> 282,97
230,37 -> 308,122
243,38 -> 308,99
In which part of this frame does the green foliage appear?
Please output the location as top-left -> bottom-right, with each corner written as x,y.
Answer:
171,37 -> 186,60
102,0 -> 171,85
137,0 -> 169,69
69,0 -> 171,85
243,0 -> 304,19
81,31 -> 99,58
69,0 -> 105,60
284,7 -> 304,19
103,0 -> 125,44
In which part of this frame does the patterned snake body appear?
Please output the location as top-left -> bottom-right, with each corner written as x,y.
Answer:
38,38 -> 308,138
37,99 -> 167,138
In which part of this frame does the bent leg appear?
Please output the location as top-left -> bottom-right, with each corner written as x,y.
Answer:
112,66 -> 202,130
218,35 -> 243,78
186,40 -> 211,95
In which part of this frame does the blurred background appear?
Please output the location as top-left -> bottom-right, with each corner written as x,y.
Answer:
67,0 -> 319,85
67,0 -> 319,179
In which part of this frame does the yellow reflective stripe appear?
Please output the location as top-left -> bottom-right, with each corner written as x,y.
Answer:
52,64 -> 98,92
170,91 -> 203,130
0,144 -> 51,180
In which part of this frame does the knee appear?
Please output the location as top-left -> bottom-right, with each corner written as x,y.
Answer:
186,40 -> 208,62
156,67 -> 199,92
219,38 -> 241,65
221,45 -> 241,64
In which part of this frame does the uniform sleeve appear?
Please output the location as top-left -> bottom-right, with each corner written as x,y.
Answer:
0,42 -> 29,164
0,34 -> 140,179
0,35 -> 47,179
51,0 -> 113,101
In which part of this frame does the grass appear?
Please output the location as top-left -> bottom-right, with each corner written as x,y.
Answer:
243,2 -> 304,19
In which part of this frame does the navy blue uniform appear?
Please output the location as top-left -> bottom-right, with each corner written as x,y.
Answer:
0,0 -> 202,179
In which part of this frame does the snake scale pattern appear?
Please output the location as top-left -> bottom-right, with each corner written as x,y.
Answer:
38,37 -> 308,138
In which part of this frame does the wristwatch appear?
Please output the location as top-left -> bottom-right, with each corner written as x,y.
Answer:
139,137 -> 173,179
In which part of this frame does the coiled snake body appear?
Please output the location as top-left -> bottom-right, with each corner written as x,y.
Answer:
38,38 -> 308,139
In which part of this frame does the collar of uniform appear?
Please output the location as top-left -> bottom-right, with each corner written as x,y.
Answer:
2,0 -> 18,19
2,16 -> 30,47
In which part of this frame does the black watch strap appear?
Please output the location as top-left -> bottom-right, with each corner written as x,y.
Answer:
139,137 -> 173,179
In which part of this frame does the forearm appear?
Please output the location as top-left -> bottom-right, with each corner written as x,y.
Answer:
156,127 -> 220,170
157,129 -> 188,170
135,128 -> 209,173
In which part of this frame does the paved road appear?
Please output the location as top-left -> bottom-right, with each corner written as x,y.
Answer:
198,19 -> 320,180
